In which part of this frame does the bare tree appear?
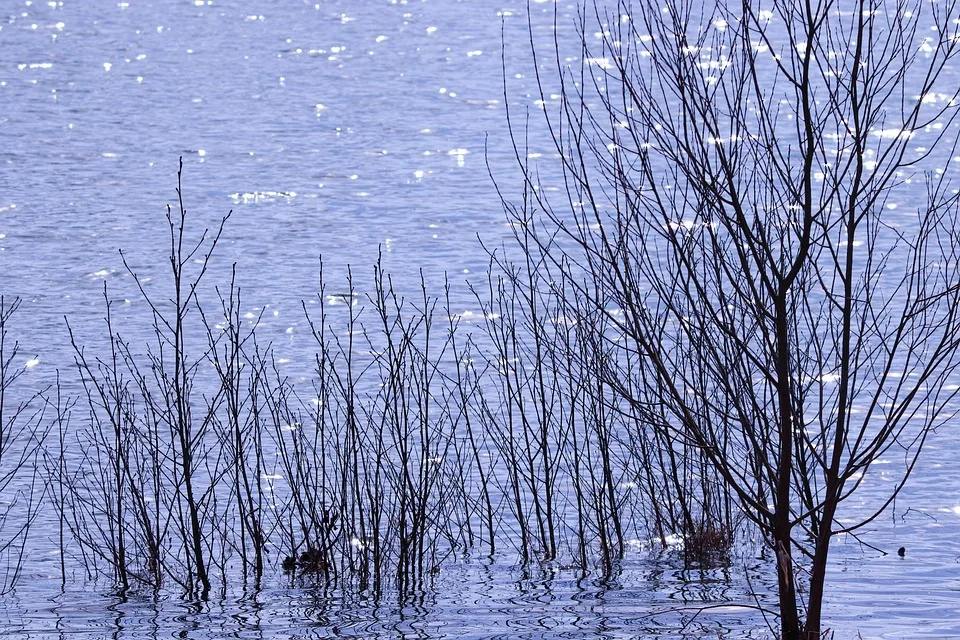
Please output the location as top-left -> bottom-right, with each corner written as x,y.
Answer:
504,0 -> 960,636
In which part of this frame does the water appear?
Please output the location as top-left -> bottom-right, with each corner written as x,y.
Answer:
1,0 -> 546,357
2,1 -> 960,638
6,558 -> 780,639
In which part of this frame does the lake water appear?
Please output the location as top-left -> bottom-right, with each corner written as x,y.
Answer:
1,1 -> 959,638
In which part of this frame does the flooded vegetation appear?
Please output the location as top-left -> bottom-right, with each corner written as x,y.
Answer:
41,163 -> 738,596
2,1 -> 960,638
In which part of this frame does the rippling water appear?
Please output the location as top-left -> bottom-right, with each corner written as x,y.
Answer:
8,555 -> 781,639
1,0 -> 542,360
2,1 -> 960,638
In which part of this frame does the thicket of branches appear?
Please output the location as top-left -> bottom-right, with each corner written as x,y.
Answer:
42,162 -> 678,600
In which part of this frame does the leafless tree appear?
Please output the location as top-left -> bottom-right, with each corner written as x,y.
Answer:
504,0 -> 960,636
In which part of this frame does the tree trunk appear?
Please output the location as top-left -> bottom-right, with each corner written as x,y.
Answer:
774,298 -> 800,639
804,485 -> 840,636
